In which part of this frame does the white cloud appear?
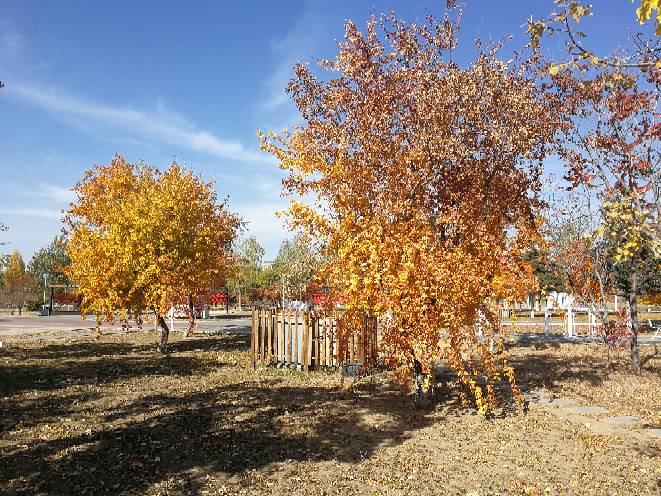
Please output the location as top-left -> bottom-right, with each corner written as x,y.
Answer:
0,21 -> 24,59
38,184 -> 76,203
0,181 -> 76,204
0,207 -> 61,220
7,83 -> 272,164
262,1 -> 333,112
232,201 -> 290,258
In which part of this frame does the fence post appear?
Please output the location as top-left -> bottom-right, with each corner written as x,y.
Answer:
350,331 -> 355,364
321,316 -> 326,366
266,309 -> 273,365
292,310 -> 299,368
251,308 -> 257,369
278,309 -> 283,365
334,316 -> 340,366
314,315 -> 319,368
327,317 -> 332,367
303,311 -> 309,373
261,308 -> 267,365
285,308 -> 291,365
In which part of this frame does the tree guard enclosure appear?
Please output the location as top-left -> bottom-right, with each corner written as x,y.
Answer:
251,308 -> 378,372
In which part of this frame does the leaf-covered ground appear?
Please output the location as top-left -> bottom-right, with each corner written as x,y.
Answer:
0,331 -> 659,495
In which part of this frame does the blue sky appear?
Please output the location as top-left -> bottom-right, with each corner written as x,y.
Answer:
0,1 -> 649,260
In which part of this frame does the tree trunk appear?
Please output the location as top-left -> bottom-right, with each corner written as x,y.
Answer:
238,287 -> 242,312
186,295 -> 195,337
628,262 -> 640,371
157,315 -> 170,354
413,359 -> 434,409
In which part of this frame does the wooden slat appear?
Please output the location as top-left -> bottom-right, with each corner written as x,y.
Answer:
334,318 -> 339,366
331,319 -> 337,367
262,309 -> 267,366
256,309 -> 260,366
314,317 -> 320,368
361,317 -> 366,364
272,310 -> 277,364
349,331 -> 355,364
278,309 -> 284,364
302,312 -> 309,373
285,308 -> 291,364
337,321 -> 342,366
256,308 -> 261,366
257,309 -> 261,366
372,317 -> 376,364
257,308 -> 262,366
370,317 -> 376,366
361,319 -> 366,364
308,313 -> 313,369
323,316 -> 328,367
293,309 -> 299,367
318,317 -> 324,367
251,308 -> 257,369
326,318 -> 331,367
318,317 -> 323,367
266,310 -> 273,365
272,310 -> 277,363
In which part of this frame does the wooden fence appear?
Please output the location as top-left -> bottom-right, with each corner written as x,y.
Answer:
251,308 -> 378,372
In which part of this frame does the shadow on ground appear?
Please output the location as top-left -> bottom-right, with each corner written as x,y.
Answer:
0,337 -> 246,398
507,341 -> 660,393
0,334 -> 457,495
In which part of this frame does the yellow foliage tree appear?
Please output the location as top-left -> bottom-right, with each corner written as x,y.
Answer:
260,12 -> 559,411
65,156 -> 242,352
636,0 -> 661,34
528,1 -> 659,69
1,251 -> 38,315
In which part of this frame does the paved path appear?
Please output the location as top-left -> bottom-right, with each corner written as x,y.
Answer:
2,315 -> 657,344
0,313 -> 252,337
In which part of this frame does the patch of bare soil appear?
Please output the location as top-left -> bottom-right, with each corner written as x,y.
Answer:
0,332 -> 658,495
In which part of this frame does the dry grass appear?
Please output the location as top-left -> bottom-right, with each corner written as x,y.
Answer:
509,341 -> 661,423
0,331 -> 659,495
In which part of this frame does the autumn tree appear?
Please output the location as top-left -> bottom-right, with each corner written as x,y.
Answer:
260,12 -> 559,410
532,1 -> 660,369
65,156 -> 242,352
523,247 -> 566,295
607,242 -> 661,308
27,235 -> 70,286
228,236 -> 266,309
1,251 -> 38,315
0,222 -> 7,289
528,0 -> 660,68
271,235 -> 323,306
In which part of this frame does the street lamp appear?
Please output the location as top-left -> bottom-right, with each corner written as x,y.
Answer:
42,273 -> 48,304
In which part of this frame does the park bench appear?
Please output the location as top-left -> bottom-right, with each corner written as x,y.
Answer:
648,320 -> 661,339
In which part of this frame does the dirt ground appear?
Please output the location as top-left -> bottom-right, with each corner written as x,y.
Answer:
0,331 -> 659,495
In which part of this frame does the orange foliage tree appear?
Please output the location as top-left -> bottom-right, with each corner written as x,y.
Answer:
260,12 -> 560,410
65,156 -> 242,352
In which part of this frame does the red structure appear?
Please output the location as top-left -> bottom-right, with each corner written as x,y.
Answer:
312,293 -> 347,306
